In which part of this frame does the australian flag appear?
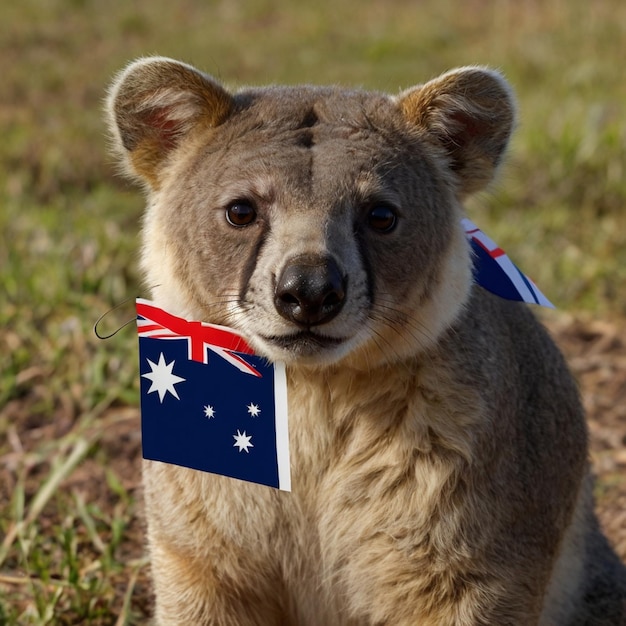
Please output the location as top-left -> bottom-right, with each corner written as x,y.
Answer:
136,299 -> 291,491
463,218 -> 554,308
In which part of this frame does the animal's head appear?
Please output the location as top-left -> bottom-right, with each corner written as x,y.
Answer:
107,58 -> 514,368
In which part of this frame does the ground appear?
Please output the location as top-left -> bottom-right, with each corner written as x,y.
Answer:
546,314 -> 626,559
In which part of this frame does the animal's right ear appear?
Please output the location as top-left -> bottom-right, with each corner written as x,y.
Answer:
106,57 -> 233,188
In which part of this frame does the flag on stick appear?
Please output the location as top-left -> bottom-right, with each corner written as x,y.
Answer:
137,299 -> 291,491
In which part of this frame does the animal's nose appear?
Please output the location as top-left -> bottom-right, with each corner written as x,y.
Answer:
274,255 -> 346,326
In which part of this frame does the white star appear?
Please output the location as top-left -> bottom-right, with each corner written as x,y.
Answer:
247,403 -> 261,417
233,430 -> 253,453
141,353 -> 185,403
203,405 -> 215,418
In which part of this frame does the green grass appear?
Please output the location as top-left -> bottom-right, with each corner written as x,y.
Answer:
1,0 -> 625,622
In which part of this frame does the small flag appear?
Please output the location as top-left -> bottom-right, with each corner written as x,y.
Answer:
137,299 -> 291,491
462,219 -> 554,308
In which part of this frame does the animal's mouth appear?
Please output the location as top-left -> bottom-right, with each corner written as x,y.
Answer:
261,330 -> 347,355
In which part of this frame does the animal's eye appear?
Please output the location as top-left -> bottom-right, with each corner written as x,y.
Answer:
367,205 -> 397,233
226,202 -> 257,227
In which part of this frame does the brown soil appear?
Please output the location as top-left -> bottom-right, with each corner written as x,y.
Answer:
544,314 -> 626,559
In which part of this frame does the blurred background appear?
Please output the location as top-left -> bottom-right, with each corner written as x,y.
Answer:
1,0 -> 625,623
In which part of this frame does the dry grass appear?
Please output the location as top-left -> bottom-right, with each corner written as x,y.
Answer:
1,0 -> 625,622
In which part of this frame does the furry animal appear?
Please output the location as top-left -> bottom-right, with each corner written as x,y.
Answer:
107,57 -> 626,625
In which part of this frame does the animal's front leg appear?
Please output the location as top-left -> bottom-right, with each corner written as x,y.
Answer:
320,532 -> 545,626
149,534 -> 290,626
143,463 -> 292,626
317,460 -> 548,626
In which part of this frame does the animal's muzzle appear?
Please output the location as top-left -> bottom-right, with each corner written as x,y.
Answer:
274,255 -> 346,327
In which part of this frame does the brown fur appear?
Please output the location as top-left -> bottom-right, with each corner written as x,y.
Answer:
107,57 -> 626,625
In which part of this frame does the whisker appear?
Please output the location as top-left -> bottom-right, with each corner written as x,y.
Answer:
368,305 -> 435,348
144,282 -> 162,293
372,295 -> 439,342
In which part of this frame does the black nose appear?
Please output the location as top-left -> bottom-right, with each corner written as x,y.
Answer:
274,255 -> 346,327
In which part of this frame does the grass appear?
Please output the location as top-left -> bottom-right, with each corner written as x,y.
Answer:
1,0 -> 625,622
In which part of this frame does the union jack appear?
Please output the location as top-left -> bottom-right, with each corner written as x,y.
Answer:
136,298 -> 262,377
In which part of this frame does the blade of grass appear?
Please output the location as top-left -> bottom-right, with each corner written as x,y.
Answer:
0,437 -> 91,567
0,391 -> 120,567
73,491 -> 107,555
114,558 -> 149,626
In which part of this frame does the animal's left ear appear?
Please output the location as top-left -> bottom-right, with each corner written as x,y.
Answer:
397,67 -> 516,197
